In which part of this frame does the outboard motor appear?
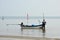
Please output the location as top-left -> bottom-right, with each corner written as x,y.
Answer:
21,22 -> 23,26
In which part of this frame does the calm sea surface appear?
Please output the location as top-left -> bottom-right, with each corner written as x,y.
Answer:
0,18 -> 60,38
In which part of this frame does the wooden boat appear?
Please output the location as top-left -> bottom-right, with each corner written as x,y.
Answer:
20,24 -> 42,29
20,20 -> 46,29
20,13 -> 46,29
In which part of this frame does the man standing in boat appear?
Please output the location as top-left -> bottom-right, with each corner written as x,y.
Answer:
42,19 -> 46,28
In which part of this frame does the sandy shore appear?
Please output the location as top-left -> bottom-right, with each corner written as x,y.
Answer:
0,35 -> 60,40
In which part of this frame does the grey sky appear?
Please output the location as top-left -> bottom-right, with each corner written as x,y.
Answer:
0,0 -> 60,16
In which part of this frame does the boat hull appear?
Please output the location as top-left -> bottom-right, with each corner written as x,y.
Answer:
21,26 -> 43,29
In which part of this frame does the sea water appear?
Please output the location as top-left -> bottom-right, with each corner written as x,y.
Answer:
0,17 -> 60,38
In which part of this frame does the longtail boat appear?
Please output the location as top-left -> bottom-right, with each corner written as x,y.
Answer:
20,13 -> 46,29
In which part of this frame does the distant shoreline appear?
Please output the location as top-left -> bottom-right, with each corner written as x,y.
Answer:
0,16 -> 60,19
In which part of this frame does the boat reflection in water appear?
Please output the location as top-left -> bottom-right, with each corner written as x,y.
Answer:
42,27 -> 45,37
21,27 -> 46,37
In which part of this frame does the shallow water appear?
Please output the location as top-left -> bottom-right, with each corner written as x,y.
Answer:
0,18 -> 60,38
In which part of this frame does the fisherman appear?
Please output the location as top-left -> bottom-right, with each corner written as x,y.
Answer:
42,19 -> 46,28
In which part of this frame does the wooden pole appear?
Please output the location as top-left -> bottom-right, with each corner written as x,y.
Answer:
27,13 -> 28,25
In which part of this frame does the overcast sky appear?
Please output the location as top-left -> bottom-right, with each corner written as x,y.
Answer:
0,0 -> 60,16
